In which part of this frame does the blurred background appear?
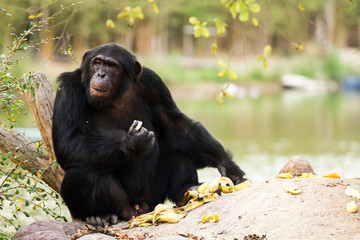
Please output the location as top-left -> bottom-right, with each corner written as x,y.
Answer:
1,0 -> 360,182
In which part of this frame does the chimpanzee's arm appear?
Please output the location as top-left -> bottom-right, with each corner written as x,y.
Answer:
141,68 -> 246,184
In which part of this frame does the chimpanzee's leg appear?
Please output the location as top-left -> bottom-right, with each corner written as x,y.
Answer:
61,168 -> 138,226
166,155 -> 199,206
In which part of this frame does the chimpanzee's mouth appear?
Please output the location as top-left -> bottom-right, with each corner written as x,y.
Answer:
90,87 -> 109,97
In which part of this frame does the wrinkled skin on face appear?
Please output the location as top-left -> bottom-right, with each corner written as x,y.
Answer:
88,55 -> 124,104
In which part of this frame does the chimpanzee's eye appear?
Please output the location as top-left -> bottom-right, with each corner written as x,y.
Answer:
93,60 -> 101,66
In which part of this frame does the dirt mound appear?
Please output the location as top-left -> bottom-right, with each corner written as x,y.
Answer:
14,178 -> 360,240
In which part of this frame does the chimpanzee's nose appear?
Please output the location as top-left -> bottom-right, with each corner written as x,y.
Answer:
97,71 -> 106,78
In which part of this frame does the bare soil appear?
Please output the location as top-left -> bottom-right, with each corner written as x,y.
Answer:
112,178 -> 360,240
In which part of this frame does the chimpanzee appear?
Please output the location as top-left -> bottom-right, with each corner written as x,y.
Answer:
52,43 -> 246,227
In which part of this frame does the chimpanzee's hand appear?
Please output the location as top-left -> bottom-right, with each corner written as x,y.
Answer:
123,120 -> 155,156
217,165 -> 246,185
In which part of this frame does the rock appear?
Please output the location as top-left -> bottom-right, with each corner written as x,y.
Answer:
13,220 -> 86,240
78,233 -> 115,240
279,155 -> 315,176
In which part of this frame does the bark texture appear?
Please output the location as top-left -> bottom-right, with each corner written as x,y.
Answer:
0,72 -> 63,192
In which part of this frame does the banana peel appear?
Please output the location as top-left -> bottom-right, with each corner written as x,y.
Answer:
345,186 -> 360,200
346,201 -> 358,213
322,172 -> 341,178
127,177 -> 250,228
234,180 -> 251,191
182,190 -> 199,206
283,186 -> 302,195
201,214 -> 219,223
154,208 -> 186,224
300,173 -> 317,178
154,204 -> 173,215
182,199 -> 205,212
127,212 -> 154,228
127,204 -> 187,228
198,180 -> 220,194
219,177 -> 235,193
277,173 -> 293,179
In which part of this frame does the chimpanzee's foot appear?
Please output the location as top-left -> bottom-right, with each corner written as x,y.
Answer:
135,201 -> 149,215
186,184 -> 200,192
86,214 -> 118,227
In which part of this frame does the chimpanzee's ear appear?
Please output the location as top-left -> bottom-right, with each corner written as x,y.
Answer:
80,50 -> 91,68
133,61 -> 143,82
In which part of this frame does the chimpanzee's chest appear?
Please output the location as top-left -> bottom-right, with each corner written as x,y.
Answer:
90,98 -> 154,132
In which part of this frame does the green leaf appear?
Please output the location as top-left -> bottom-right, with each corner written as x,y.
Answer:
189,16 -> 200,25
151,3 -> 159,14
201,26 -> 210,38
0,233 -> 10,238
218,59 -> 228,69
128,16 -> 135,26
263,45 -> 272,57
228,70 -> 238,80
229,4 -> 238,19
295,42 -> 303,51
194,26 -> 202,38
249,3 -> 260,13
117,7 -> 130,18
263,59 -> 268,68
106,19 -> 115,29
216,92 -> 225,105
132,7 -> 144,20
299,2 -> 305,11
211,42 -> 218,56
252,17 -> 259,26
215,19 -> 227,35
239,8 -> 249,22
217,70 -> 228,78
223,89 -> 235,98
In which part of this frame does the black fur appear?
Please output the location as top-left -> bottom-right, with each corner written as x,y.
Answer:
52,43 -> 246,224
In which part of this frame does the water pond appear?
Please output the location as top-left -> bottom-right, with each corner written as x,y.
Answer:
176,91 -> 360,183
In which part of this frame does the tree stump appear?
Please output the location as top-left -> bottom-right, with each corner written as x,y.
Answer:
0,72 -> 63,193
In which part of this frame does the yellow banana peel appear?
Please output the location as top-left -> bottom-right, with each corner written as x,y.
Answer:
322,172 -> 341,178
234,180 -> 251,191
198,181 -> 221,194
300,173 -> 317,178
346,201 -> 358,213
182,190 -> 198,205
182,199 -> 204,212
201,214 -> 219,223
276,173 -> 293,179
219,177 -> 235,193
203,193 -> 218,203
154,204 -> 172,215
345,186 -> 360,200
155,211 -> 186,223
127,212 -> 154,228
283,186 -> 302,195
197,182 -> 210,193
